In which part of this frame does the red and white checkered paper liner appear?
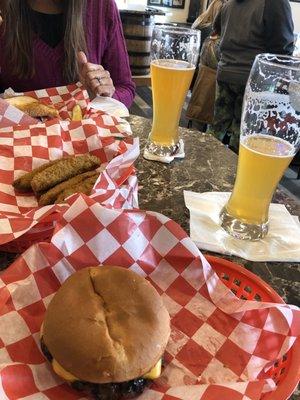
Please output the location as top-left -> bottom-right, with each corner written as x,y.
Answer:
2,82 -> 125,123
0,195 -> 299,400
2,82 -> 91,122
0,99 -> 38,128
0,83 -> 138,246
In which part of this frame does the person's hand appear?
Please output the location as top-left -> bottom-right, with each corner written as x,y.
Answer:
77,51 -> 115,98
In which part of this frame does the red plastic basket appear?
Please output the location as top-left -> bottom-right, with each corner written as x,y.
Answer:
0,213 -> 61,253
207,255 -> 300,400
0,223 -> 54,253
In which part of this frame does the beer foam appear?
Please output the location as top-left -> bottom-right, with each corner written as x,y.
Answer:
241,89 -> 300,148
241,134 -> 295,158
151,59 -> 195,70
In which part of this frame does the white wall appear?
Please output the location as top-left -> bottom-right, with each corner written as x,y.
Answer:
118,0 -> 300,27
160,0 -> 300,26
163,0 -> 300,26
119,0 -> 300,27
291,2 -> 300,33
156,0 -> 191,23
118,0 -> 191,23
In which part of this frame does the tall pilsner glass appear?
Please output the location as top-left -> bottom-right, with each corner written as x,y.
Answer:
220,54 -> 300,240
144,26 -> 200,160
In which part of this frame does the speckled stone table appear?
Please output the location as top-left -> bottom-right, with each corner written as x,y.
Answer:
1,116 -> 299,301
130,116 -> 300,309
0,115 -> 299,398
131,115 -> 300,400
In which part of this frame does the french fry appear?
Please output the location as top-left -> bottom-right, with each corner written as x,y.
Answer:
72,104 -> 83,121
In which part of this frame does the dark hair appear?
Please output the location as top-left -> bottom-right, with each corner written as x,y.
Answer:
0,0 -> 87,81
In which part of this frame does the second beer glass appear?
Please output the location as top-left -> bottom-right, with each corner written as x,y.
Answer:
144,26 -> 200,160
220,54 -> 300,240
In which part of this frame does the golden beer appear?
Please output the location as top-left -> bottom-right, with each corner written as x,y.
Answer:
225,135 -> 294,224
150,59 -> 195,146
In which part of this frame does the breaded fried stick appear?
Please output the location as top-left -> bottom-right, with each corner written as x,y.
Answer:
13,159 -> 61,192
38,170 -> 98,206
55,175 -> 98,204
31,154 -> 101,193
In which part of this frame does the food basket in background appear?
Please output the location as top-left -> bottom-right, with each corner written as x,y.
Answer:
206,255 -> 300,400
0,83 -> 139,253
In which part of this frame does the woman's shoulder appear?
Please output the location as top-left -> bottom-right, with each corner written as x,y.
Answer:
0,25 -> 4,55
86,0 -> 118,21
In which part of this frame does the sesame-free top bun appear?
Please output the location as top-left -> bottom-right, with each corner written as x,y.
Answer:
43,266 -> 170,384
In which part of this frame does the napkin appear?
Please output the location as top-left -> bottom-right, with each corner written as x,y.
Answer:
184,191 -> 300,262
90,96 -> 129,118
0,194 -> 299,400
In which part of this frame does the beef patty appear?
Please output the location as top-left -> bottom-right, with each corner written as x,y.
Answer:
40,337 -> 150,400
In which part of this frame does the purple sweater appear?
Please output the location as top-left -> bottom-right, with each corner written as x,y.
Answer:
0,0 -> 135,108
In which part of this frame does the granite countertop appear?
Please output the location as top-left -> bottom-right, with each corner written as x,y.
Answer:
131,115 -> 300,400
0,115 -> 299,304
0,115 -> 299,398
130,116 -> 300,309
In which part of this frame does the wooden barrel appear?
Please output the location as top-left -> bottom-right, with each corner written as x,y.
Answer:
120,11 -> 156,76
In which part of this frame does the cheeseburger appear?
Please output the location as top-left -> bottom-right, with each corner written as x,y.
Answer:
40,266 -> 170,399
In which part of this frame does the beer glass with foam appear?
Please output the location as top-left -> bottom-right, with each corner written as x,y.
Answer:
144,26 -> 200,161
220,54 -> 300,240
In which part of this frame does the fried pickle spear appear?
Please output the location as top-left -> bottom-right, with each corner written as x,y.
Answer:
55,174 -> 98,204
38,170 -> 98,206
31,154 -> 101,194
13,159 -> 62,192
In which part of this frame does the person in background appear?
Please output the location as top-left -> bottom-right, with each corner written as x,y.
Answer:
0,0 -> 135,108
192,0 -> 224,50
186,10 -> 222,129
209,0 -> 294,151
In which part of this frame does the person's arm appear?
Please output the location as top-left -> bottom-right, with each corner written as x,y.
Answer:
101,0 -> 135,108
264,0 -> 294,55
212,8 -> 222,36
0,16 -> 3,92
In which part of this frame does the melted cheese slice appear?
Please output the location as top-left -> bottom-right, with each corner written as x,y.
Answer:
52,359 -> 78,382
143,359 -> 162,380
51,358 -> 162,383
